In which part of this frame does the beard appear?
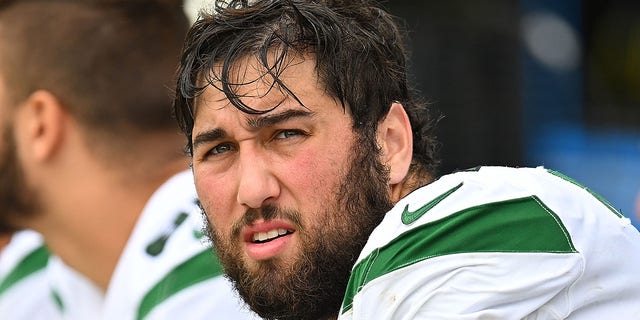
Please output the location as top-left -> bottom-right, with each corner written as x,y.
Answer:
0,125 -> 39,233
203,133 -> 394,320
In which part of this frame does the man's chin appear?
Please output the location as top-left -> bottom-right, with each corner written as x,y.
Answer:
242,255 -> 293,277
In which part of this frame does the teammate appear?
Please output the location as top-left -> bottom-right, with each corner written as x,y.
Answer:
0,0 -> 256,318
173,0 -> 640,319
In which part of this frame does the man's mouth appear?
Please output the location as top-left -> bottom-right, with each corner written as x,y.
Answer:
242,220 -> 297,260
252,228 -> 294,243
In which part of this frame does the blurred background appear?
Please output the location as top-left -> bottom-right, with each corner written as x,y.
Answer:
184,0 -> 640,227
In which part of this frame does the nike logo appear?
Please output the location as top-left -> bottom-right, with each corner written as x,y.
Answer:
401,182 -> 463,225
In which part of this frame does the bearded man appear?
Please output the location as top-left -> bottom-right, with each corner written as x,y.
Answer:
174,1 -> 640,319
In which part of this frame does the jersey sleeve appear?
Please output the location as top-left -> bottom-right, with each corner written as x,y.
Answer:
339,166 -> 640,319
341,252 -> 582,319
340,195 -> 584,319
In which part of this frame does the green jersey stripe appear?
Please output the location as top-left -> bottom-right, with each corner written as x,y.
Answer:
136,248 -> 225,320
341,195 -> 577,313
0,245 -> 49,296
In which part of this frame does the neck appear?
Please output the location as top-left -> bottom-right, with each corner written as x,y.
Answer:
26,133 -> 189,290
34,185 -> 147,289
390,170 -> 433,203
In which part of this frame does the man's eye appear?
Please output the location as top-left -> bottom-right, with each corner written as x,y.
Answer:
208,143 -> 234,156
274,130 -> 304,140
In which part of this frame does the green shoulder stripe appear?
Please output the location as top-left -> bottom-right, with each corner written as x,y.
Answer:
341,195 -> 577,313
137,248 -> 225,320
0,245 -> 49,296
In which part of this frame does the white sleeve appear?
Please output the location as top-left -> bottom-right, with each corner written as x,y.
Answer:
340,166 -> 640,320
342,251 -> 582,320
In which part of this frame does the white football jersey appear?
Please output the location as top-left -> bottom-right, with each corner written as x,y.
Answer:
339,166 -> 640,319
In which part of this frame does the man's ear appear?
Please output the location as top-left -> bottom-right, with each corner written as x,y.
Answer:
19,90 -> 67,162
377,102 -> 413,184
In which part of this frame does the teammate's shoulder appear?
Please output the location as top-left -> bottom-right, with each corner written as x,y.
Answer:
0,231 -> 51,306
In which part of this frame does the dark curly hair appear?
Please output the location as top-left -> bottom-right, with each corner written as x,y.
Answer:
174,0 -> 439,179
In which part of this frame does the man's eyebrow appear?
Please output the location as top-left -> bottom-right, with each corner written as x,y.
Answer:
191,109 -> 315,151
192,128 -> 227,151
247,109 -> 316,130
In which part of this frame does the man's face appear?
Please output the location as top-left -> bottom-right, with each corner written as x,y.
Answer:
0,81 -> 38,233
191,56 -> 393,320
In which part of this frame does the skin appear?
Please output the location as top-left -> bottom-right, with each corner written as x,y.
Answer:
191,54 -> 415,319
0,73 -> 19,249
0,234 -> 9,251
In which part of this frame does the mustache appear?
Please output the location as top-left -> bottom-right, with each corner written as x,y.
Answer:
230,205 -> 304,239
245,205 -> 280,223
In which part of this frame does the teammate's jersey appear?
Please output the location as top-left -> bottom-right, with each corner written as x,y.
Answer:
0,230 -> 56,319
0,171 -> 259,320
339,166 -> 640,319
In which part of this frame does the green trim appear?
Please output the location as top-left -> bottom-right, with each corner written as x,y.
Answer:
192,228 -> 205,240
146,212 -> 190,256
0,245 -> 49,296
136,249 -> 224,320
341,196 -> 577,313
547,169 -> 623,218
51,289 -> 65,312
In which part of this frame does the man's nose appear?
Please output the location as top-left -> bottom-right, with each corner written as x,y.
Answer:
236,148 -> 280,209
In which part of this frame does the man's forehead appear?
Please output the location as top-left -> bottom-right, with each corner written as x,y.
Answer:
194,94 -> 311,129
193,55 -> 321,119
193,81 -> 293,119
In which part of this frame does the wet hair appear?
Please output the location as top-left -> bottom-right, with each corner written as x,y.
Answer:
0,0 -> 189,139
174,0 -> 440,178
